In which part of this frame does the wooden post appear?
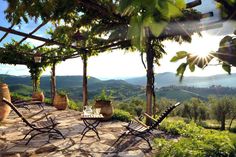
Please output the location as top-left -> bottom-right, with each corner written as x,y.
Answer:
32,79 -> 36,92
51,62 -> 56,101
145,28 -> 154,126
82,53 -> 88,107
34,77 -> 38,91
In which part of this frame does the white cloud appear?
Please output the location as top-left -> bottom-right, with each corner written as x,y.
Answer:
40,31 -> 236,79
0,64 -> 29,75
25,38 -> 45,47
43,50 -> 146,79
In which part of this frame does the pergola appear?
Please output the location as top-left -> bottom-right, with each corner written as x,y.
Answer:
0,0 -> 227,124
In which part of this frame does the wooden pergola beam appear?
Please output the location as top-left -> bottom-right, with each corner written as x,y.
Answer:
76,0 -> 123,22
186,0 -> 202,8
0,24 -> 14,42
17,21 -> 48,45
0,25 -> 85,52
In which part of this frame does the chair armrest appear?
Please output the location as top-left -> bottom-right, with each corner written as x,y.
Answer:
31,112 -> 52,123
144,113 -> 157,123
26,109 -> 44,119
133,117 -> 148,128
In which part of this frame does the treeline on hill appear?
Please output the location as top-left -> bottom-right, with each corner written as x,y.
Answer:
11,86 -> 236,132
114,96 -> 236,132
9,84 -> 236,101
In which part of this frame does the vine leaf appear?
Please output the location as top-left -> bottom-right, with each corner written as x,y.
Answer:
222,63 -> 231,74
176,63 -> 188,81
170,51 -> 188,62
189,63 -> 195,72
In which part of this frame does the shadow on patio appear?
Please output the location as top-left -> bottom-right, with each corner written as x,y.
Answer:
0,104 -> 155,157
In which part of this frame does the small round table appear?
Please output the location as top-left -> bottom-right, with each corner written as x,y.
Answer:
80,114 -> 104,141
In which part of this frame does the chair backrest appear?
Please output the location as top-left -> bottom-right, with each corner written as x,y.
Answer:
148,102 -> 181,130
2,98 -> 33,127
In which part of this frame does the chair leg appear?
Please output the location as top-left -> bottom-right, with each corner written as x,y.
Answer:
25,132 -> 43,145
137,135 -> 152,150
23,129 -> 34,140
111,131 -> 129,148
53,128 -> 65,139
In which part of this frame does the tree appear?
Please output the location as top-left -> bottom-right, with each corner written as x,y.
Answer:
209,96 -> 234,130
228,97 -> 236,131
115,0 -> 202,125
3,0 -> 205,125
156,97 -> 176,115
181,98 -> 208,122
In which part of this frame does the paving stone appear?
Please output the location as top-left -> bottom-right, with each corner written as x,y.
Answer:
4,132 -> 24,141
35,144 -> 58,154
3,146 -> 28,155
118,150 -> 145,157
100,133 -> 116,141
0,106 -> 154,157
0,153 -> 21,157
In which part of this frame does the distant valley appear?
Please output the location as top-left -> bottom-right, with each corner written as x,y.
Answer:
125,72 -> 236,88
1,72 -> 236,101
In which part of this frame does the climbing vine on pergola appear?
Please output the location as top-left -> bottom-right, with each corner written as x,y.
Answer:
0,0 -> 233,125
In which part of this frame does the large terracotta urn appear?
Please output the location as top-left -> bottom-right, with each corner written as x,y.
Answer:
32,91 -> 45,102
53,94 -> 68,110
0,83 -> 11,121
94,100 -> 113,120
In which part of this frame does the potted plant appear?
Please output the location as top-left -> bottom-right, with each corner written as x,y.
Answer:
94,89 -> 114,120
0,80 -> 11,121
32,90 -> 45,102
53,90 -> 69,110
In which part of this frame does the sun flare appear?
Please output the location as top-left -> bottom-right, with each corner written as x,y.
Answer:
188,35 -> 215,58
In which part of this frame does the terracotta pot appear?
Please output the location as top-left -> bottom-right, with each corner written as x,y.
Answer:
0,83 -> 11,121
53,94 -> 68,110
32,91 -> 45,102
94,100 -> 113,120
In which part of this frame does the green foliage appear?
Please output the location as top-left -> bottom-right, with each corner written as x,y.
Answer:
68,99 -> 82,111
229,133 -> 236,148
112,109 -> 132,122
209,96 -> 236,130
44,98 -> 52,104
95,89 -> 113,101
213,33 -> 236,72
11,92 -> 32,101
170,51 -> 188,62
120,0 -> 185,52
155,120 -> 236,156
171,52 -> 214,81
180,98 -> 209,122
155,97 -> 177,115
116,98 -> 145,116
57,90 -> 68,96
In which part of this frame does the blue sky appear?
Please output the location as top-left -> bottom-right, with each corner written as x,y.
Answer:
0,0 -> 235,79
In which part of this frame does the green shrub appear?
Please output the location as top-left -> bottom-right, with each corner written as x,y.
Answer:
68,99 -> 82,111
155,120 -> 236,156
230,126 -> 236,133
229,133 -> 236,149
11,92 -> 31,101
159,120 -> 188,135
112,109 -> 132,122
44,98 -> 52,104
116,98 -> 145,116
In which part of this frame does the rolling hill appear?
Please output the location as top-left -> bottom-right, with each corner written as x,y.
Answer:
0,75 -> 144,101
125,72 -> 236,88
1,73 -> 236,101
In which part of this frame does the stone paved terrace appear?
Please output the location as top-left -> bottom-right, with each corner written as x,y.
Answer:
0,104 -> 159,157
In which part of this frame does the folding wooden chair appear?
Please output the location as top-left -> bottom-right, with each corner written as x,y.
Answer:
2,98 -> 65,145
112,102 -> 181,149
